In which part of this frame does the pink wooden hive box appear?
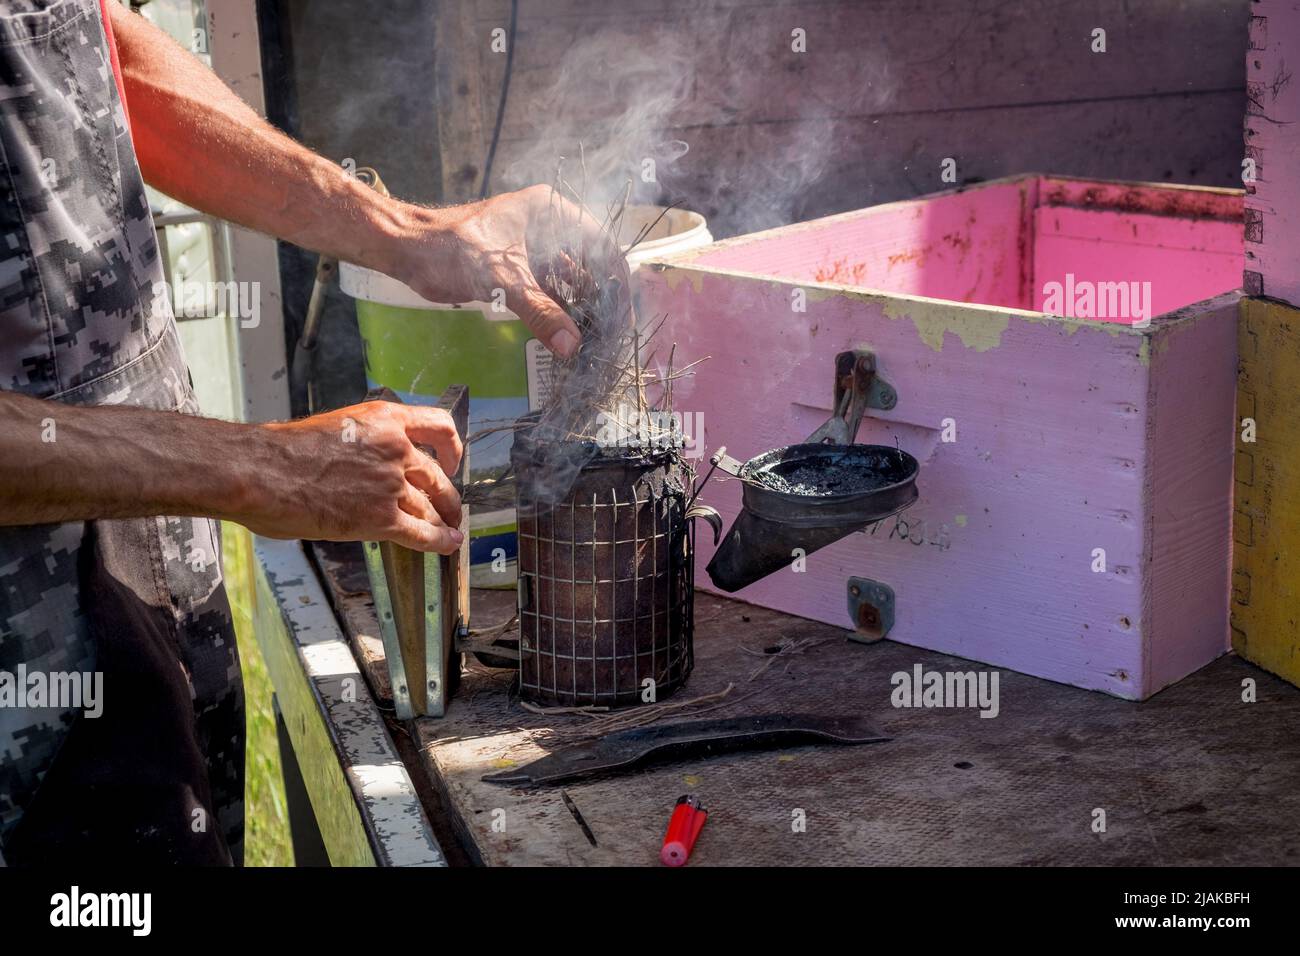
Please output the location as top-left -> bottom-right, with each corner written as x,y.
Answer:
638,174 -> 1243,700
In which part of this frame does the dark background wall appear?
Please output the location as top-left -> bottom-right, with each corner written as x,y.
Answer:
261,0 -> 443,414
263,0 -> 1249,414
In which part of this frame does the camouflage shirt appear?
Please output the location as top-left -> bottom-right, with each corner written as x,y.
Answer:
0,0 -> 243,864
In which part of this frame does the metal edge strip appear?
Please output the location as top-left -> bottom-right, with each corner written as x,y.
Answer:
423,552 -> 447,718
253,536 -> 446,867
362,541 -> 414,720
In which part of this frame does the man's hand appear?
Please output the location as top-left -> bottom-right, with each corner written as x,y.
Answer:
388,186 -> 632,359
0,394 -> 465,555
252,402 -> 464,553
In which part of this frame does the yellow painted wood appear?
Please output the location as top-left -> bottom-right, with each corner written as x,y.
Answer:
1232,298 -> 1300,686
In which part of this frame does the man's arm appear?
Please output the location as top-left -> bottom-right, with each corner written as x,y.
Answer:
0,392 -> 465,553
109,3 -> 620,358
1,7 -> 626,552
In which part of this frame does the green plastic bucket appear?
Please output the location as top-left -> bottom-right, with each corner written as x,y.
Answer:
339,205 -> 712,587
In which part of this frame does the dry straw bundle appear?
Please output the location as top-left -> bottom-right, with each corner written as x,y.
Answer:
471,155 -> 704,507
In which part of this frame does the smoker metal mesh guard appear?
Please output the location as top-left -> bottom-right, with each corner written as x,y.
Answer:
513,433 -> 696,707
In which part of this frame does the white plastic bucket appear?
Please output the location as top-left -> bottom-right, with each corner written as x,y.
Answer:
621,206 -> 713,269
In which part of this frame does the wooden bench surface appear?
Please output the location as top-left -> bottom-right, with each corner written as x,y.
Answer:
313,541 -> 1300,866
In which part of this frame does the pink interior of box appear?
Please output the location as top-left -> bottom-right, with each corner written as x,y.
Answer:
690,176 -> 1243,322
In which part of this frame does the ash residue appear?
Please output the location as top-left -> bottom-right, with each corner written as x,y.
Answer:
745,447 -> 912,497
748,463 -> 896,497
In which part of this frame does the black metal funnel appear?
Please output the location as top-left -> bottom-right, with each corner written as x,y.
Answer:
705,442 -> 919,591
700,349 -> 919,592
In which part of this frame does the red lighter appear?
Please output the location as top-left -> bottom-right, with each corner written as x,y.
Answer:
660,795 -> 707,866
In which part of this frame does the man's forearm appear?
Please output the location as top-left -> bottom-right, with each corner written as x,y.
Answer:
108,4 -> 611,357
0,391 -> 263,526
0,391 -> 465,553
108,4 -> 434,280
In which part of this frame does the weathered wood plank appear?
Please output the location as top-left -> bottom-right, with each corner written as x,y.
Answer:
477,0 -> 1243,132
394,589 -> 1300,866
1232,297 -> 1300,688
434,0 -> 492,201
440,0 -> 1245,238
691,178 -> 1031,308
1243,0 -> 1300,304
490,90 -> 1245,237
285,0 -> 441,204
1145,296 -> 1237,694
